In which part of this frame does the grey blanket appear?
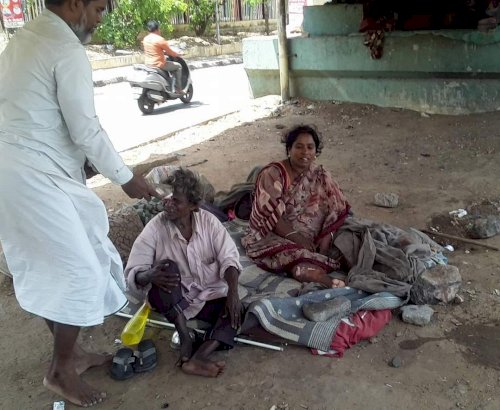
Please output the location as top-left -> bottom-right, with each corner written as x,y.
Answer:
244,286 -> 403,351
235,260 -> 405,351
332,217 -> 444,298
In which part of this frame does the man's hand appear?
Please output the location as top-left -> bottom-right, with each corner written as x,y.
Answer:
150,259 -> 181,293
225,290 -> 243,330
121,174 -> 159,200
223,266 -> 242,329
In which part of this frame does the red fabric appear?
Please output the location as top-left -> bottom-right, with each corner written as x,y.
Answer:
311,309 -> 392,358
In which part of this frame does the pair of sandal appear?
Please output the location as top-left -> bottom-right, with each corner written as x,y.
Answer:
110,339 -> 157,380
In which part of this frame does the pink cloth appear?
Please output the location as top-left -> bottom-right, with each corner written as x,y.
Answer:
125,209 -> 241,319
311,309 -> 392,358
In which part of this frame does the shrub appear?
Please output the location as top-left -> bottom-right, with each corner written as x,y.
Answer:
97,0 -> 187,48
188,0 -> 216,36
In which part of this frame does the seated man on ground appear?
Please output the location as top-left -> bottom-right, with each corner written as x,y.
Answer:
143,20 -> 184,94
125,168 -> 243,377
242,125 -> 351,288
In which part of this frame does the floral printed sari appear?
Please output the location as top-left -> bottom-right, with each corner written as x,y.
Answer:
241,161 -> 350,273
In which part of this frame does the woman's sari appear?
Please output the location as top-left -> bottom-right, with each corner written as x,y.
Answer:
241,161 -> 350,273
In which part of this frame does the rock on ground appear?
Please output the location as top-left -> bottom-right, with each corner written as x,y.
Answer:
302,296 -> 351,322
410,264 -> 462,304
401,304 -> 434,326
374,192 -> 399,208
389,355 -> 403,368
465,215 -> 500,239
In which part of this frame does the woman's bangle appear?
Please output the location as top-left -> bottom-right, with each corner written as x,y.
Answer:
285,230 -> 298,238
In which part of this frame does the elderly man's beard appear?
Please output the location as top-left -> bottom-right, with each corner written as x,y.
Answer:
69,11 -> 92,44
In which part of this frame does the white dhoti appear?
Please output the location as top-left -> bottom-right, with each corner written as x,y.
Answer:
0,142 -> 127,326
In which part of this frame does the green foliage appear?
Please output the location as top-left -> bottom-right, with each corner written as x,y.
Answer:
244,0 -> 270,35
244,0 -> 262,6
188,0 -> 216,36
97,0 -> 187,48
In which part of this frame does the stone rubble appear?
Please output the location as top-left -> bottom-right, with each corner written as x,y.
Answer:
401,304 -> 434,326
302,296 -> 351,322
374,192 -> 399,208
410,264 -> 462,305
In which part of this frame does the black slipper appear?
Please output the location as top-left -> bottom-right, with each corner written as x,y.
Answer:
110,347 -> 135,380
133,339 -> 157,373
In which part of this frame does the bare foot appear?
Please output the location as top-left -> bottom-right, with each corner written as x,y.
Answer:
73,346 -> 112,375
331,278 -> 346,288
179,333 -> 193,364
43,369 -> 106,407
292,264 -> 346,288
292,264 -> 330,287
181,359 -> 225,377
214,360 -> 226,375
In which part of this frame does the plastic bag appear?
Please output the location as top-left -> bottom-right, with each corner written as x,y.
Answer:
121,302 -> 151,346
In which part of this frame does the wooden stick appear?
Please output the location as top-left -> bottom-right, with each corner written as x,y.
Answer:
421,229 -> 499,251
186,159 -> 208,168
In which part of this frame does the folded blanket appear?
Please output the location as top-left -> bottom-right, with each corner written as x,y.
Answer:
245,288 -> 403,351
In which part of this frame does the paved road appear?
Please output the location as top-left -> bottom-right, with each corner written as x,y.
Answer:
94,64 -> 250,152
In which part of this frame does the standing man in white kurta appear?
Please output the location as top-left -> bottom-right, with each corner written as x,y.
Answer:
0,0 -> 158,407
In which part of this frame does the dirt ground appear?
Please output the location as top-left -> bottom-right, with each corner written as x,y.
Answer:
1,99 -> 499,410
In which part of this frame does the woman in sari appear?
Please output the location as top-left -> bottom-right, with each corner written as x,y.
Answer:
241,125 -> 350,288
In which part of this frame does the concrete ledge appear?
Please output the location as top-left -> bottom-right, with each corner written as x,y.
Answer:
244,34 -> 500,73
91,54 -> 144,70
291,76 -> 500,115
246,68 -> 500,114
303,5 -> 362,36
90,42 -> 242,70
243,33 -> 500,114
184,42 -> 242,58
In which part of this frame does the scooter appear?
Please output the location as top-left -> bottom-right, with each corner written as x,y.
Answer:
128,56 -> 194,115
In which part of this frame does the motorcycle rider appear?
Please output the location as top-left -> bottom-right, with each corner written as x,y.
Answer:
143,20 -> 184,94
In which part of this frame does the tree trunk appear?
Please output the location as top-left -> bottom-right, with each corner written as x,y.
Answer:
236,0 -> 242,21
263,1 -> 270,35
0,8 -> 5,33
277,0 -> 289,102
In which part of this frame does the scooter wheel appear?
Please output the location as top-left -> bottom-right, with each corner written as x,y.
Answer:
180,84 -> 193,104
138,95 -> 155,114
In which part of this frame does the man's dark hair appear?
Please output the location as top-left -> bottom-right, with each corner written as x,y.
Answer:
282,124 -> 323,156
146,20 -> 160,32
166,168 -> 203,206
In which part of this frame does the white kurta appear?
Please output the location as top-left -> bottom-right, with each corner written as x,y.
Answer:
0,10 -> 132,326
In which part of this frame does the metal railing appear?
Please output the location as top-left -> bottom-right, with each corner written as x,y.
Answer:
23,0 -> 45,22
18,0 -> 276,25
